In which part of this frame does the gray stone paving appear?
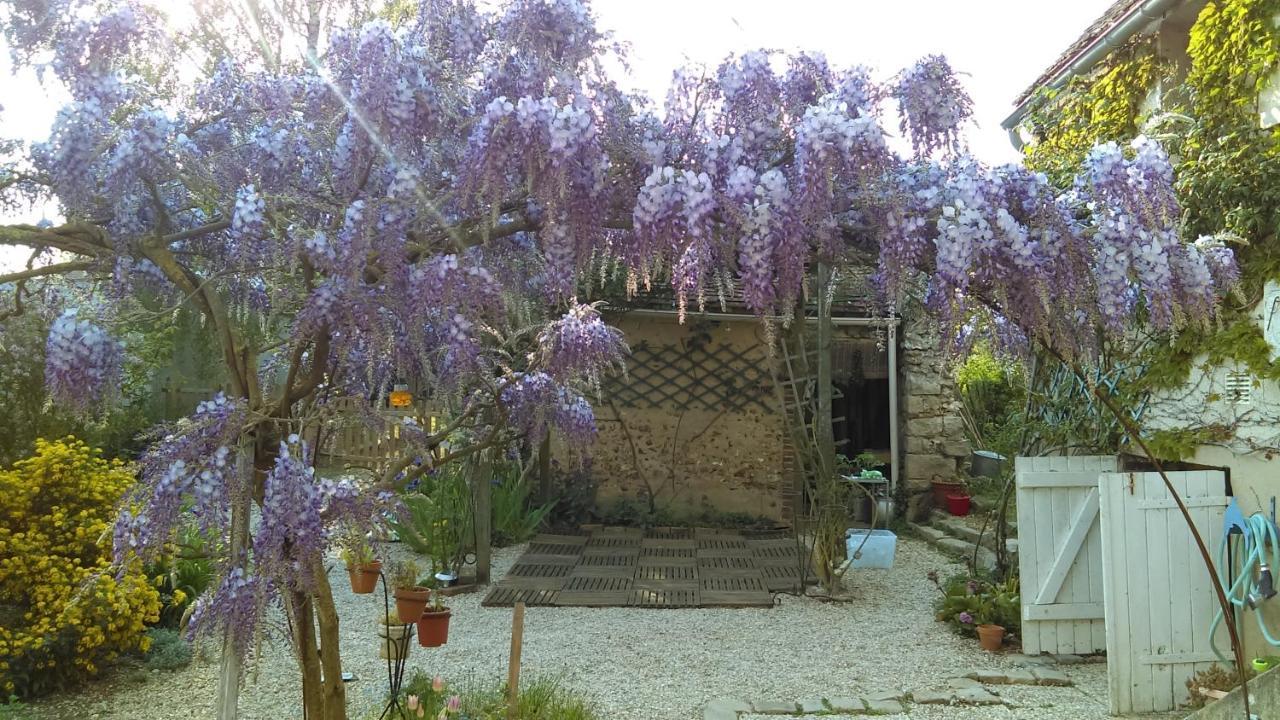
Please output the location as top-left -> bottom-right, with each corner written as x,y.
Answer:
701,656 -> 1086,718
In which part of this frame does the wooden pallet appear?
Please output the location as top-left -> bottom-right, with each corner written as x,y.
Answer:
481,528 -> 806,608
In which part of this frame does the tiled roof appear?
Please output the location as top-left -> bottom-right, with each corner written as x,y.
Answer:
1014,0 -> 1148,106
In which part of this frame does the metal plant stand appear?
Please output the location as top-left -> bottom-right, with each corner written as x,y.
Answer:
377,570 -> 414,720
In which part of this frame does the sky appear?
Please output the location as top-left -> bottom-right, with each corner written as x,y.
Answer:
0,0 -> 1117,227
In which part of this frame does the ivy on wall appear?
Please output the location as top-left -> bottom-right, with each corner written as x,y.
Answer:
1024,38 -> 1162,186
1023,0 -> 1280,388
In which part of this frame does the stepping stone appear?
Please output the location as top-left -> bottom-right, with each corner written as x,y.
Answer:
826,697 -> 865,712
1051,653 -> 1084,665
912,688 -> 954,704
865,698 -> 906,715
866,689 -> 905,702
947,677 -> 985,690
1008,653 -> 1054,667
955,687 -> 1003,705
704,699 -> 750,720
964,668 -> 1037,685
1032,668 -> 1074,686
751,700 -> 799,714
1004,669 -> 1039,685
798,699 -> 826,713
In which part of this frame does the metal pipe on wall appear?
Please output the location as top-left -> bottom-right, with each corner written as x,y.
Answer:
887,322 -> 900,502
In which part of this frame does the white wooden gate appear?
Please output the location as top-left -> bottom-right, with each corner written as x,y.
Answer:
1016,455 -> 1117,656
1099,470 -> 1229,715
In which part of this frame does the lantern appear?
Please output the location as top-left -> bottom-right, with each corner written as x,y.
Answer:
389,383 -> 413,408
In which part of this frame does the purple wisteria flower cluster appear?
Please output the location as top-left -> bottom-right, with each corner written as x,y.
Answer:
43,309 -> 121,411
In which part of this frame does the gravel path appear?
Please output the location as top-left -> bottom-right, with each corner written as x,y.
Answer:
25,536 -> 1163,720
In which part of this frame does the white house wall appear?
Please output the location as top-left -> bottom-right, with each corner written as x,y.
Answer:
1143,281 -> 1280,658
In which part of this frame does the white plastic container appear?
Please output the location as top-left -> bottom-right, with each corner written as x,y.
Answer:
845,529 -> 897,569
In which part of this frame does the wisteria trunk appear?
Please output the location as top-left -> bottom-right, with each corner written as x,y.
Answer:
216,447 -> 253,720
291,568 -> 348,720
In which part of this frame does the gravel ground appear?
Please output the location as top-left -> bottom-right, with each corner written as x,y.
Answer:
24,536 -> 1175,720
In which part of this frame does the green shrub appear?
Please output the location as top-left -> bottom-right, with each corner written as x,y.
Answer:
928,570 -> 1020,638
0,439 -> 160,698
491,463 -> 554,547
144,525 -> 215,628
141,629 -> 192,672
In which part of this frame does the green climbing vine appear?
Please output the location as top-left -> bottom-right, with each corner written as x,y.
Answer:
1023,0 -> 1280,390
1024,38 -> 1162,186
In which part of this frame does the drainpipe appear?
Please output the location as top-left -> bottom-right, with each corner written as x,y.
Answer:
887,321 -> 900,501
1000,0 -> 1184,150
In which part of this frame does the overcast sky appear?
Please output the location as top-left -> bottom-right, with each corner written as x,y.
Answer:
0,0 -> 1116,228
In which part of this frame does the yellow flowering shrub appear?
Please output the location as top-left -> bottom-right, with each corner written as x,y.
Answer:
0,438 -> 160,697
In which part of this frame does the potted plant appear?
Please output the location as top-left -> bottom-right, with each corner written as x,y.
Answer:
391,560 -> 430,621
930,474 -> 967,508
376,612 -> 413,661
929,571 -> 1020,652
341,535 -> 381,594
945,491 -> 972,517
416,582 -> 451,647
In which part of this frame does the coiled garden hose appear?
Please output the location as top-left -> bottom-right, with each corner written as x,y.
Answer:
1209,513 -> 1280,664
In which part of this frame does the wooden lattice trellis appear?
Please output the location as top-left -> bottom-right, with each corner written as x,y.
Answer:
604,340 -> 773,412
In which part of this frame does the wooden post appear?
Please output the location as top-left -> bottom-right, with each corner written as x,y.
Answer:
537,434 -> 552,504
216,444 -> 252,720
815,262 -> 835,475
506,602 -> 525,720
474,451 -> 493,584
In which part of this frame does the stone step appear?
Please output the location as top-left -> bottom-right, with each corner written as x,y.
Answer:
929,511 -> 1019,557
908,522 -> 997,571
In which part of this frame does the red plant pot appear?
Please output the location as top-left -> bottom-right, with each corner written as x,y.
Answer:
393,587 -> 431,623
945,493 -> 972,517
346,561 -> 382,594
416,609 -> 451,647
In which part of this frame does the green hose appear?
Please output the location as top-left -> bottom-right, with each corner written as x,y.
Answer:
1209,513 -> 1280,663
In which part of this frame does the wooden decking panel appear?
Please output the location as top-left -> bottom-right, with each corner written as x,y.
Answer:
482,528 -> 803,608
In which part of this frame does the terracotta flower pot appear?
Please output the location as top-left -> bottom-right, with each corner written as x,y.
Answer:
377,622 -> 413,661
976,623 -> 1005,651
347,561 -> 382,594
945,493 -> 972,517
393,586 -> 431,622
416,609 -> 451,647
931,480 -> 965,507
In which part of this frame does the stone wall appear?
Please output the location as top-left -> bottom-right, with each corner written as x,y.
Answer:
577,314 -> 788,520
899,313 -> 970,519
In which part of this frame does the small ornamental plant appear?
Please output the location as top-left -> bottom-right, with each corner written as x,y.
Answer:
390,560 -> 430,622
928,570 -> 1020,639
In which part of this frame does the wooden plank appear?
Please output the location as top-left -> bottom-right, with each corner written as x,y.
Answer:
1015,458 -> 1041,655
1023,603 -> 1103,621
1145,474 -> 1173,711
1100,470 -> 1130,715
1033,465 -> 1058,655
1136,496 -> 1230,510
1033,488 -> 1099,606
1139,652 -> 1221,665
1018,471 -> 1105,489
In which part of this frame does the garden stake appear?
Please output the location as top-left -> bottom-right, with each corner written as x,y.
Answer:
507,601 -> 525,719
377,570 -> 413,720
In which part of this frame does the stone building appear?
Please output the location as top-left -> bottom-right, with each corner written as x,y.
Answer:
573,284 -> 969,523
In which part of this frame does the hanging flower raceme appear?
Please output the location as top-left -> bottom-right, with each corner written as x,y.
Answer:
892,55 -> 972,156
253,436 -> 329,590
535,302 -> 627,384
44,309 -> 122,412
114,393 -> 248,564
496,372 -> 598,447
185,565 -> 268,660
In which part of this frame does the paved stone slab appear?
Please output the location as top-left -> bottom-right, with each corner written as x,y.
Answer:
954,687 -> 1003,705
703,698 -> 750,720
798,699 -> 826,713
751,700 -> 799,714
1032,667 -> 1074,686
865,689 -> 905,702
964,668 -> 1038,685
912,688 -> 954,704
826,697 -> 866,712
1008,653 -> 1053,665
864,698 -> 906,715
1051,653 -> 1084,665
946,677 -> 985,690
936,537 -> 972,556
